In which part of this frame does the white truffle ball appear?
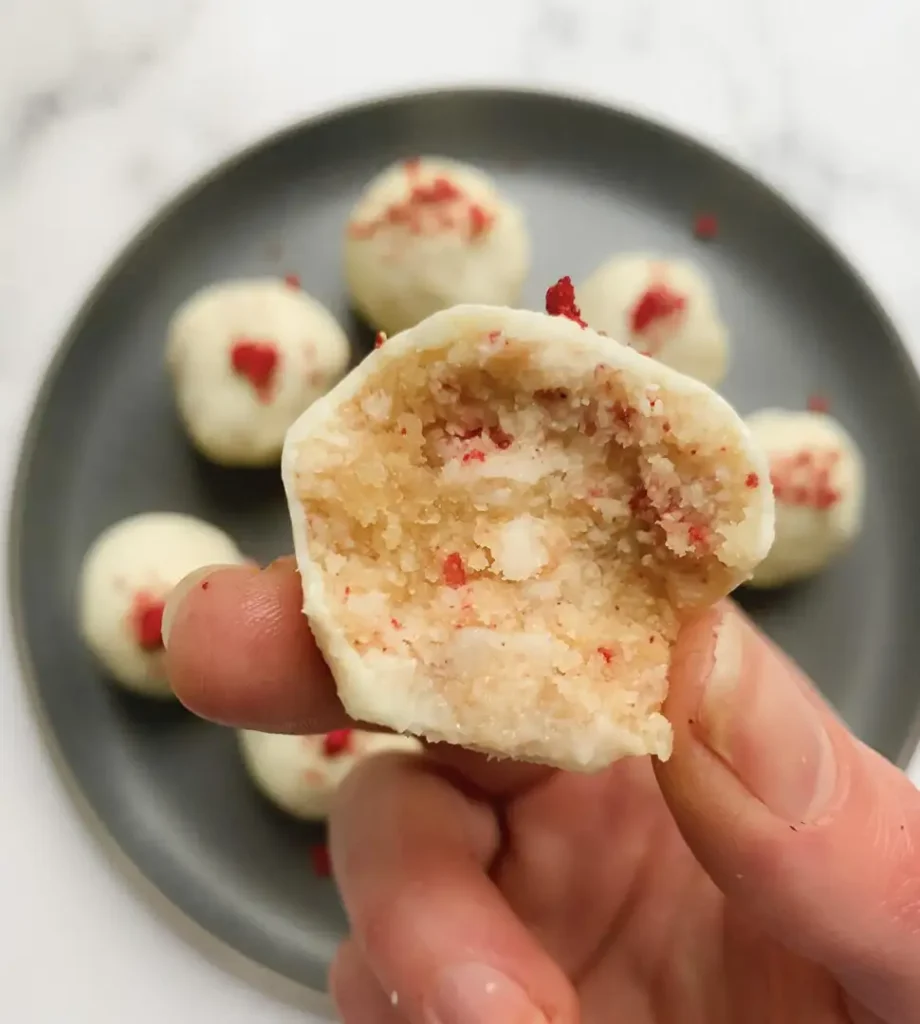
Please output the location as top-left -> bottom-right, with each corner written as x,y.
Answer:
344,157 -> 530,335
78,513 -> 244,697
577,255 -> 728,387
167,278 -> 350,466
238,729 -> 421,820
745,409 -> 865,588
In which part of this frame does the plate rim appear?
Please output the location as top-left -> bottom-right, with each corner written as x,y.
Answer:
8,83 -> 920,1008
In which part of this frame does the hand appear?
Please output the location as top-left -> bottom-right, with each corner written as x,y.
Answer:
164,558 -> 920,1024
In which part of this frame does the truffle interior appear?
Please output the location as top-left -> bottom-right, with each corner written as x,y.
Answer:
289,328 -> 756,763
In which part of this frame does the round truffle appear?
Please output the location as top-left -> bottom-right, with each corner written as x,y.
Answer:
238,728 -> 422,820
577,255 -> 729,387
744,409 -> 865,588
78,513 -> 244,697
282,300 -> 773,772
344,157 -> 530,336
166,278 -> 350,466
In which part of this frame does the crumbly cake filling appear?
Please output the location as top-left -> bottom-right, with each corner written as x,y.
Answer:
290,329 -> 758,760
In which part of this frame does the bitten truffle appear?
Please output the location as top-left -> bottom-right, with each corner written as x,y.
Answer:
282,303 -> 773,771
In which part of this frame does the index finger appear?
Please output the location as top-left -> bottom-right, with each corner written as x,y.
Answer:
163,556 -> 552,798
163,557 -> 348,733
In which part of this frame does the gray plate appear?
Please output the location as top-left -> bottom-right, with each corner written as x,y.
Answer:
10,88 -> 920,1005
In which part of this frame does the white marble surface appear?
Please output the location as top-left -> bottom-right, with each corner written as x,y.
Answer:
3,0 -> 920,1020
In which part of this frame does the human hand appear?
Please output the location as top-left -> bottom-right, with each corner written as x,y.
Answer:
164,558 -> 920,1024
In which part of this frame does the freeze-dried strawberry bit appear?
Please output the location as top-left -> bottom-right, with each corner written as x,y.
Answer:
770,449 -> 841,509
374,331 -> 387,349
310,844 -> 332,878
745,472 -> 760,488
230,339 -> 280,401
130,593 -> 165,650
630,285 -> 687,336
413,177 -> 463,204
807,394 -> 830,414
350,169 -> 489,241
323,729 -> 353,757
468,204 -> 492,238
598,646 -> 615,664
283,273 -> 301,289
442,552 -> 467,588
612,402 -> 637,430
545,276 -> 588,327
391,618 -> 403,630
688,524 -> 710,549
462,449 -> 486,464
693,213 -> 719,240
488,425 -> 513,449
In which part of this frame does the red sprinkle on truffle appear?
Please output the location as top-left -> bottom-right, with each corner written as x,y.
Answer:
545,276 -> 588,327
807,393 -> 830,414
770,450 -> 841,510
745,472 -> 760,488
375,331 -> 387,349
488,425 -> 513,449
310,844 -> 332,878
442,552 -> 467,588
323,729 -> 353,757
688,524 -> 710,547
283,273 -> 301,289
468,204 -> 492,238
230,339 -> 280,400
598,647 -> 615,664
462,449 -> 486,463
131,593 -> 165,650
630,285 -> 687,335
693,213 -> 719,240
350,168 -> 489,241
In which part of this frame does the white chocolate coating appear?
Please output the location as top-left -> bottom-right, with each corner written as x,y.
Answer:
238,729 -> 422,820
78,513 -> 244,696
282,304 -> 774,772
745,409 -> 865,588
167,278 -> 351,466
344,157 -> 530,335
577,254 -> 728,387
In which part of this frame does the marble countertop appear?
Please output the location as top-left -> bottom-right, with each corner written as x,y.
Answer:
3,0 -> 920,1020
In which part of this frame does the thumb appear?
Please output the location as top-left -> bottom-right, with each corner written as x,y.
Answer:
656,603 -> 920,1023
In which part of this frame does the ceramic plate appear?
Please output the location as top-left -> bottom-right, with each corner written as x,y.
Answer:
10,88 -> 920,1008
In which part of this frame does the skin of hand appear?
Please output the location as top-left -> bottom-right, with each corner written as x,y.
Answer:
163,558 -> 920,1024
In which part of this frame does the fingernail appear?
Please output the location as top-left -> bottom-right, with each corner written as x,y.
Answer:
161,564 -> 225,649
696,609 -> 838,823
426,964 -> 547,1024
